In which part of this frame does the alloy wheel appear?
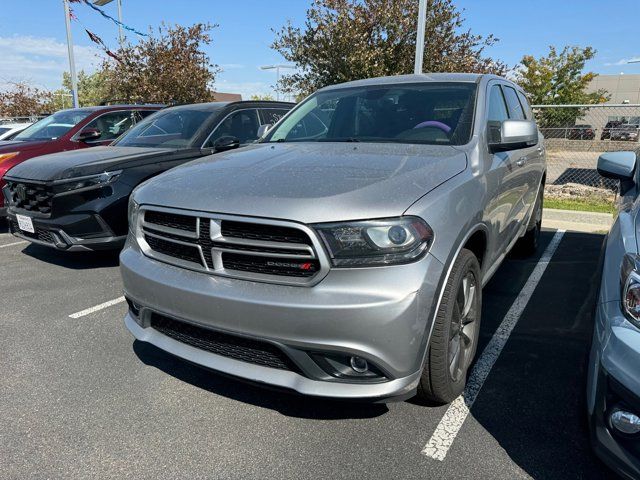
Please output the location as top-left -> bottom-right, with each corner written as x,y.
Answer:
448,271 -> 478,382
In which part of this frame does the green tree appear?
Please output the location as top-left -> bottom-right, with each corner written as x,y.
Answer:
100,23 -> 220,104
61,70 -> 109,106
272,0 -> 507,96
250,93 -> 275,101
516,46 -> 609,128
517,46 -> 608,105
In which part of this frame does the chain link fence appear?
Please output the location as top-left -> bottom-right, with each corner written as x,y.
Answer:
533,104 -> 640,206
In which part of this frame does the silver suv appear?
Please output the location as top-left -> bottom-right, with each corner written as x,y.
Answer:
120,74 -> 546,404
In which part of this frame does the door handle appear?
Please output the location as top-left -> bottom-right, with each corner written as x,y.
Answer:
516,157 -> 527,167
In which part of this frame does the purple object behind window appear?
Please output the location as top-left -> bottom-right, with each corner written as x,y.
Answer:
413,120 -> 451,133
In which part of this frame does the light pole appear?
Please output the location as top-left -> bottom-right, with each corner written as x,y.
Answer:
414,0 -> 428,74
94,0 -> 124,45
260,64 -> 294,101
63,0 -> 79,108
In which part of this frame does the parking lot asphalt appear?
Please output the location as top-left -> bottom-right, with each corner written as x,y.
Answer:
0,224 -> 614,479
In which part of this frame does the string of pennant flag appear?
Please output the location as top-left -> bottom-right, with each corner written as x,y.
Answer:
67,0 -> 147,62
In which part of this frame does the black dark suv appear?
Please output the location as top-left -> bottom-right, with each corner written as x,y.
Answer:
3,100 -> 293,251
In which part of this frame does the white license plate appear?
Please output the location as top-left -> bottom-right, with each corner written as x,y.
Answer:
16,214 -> 34,234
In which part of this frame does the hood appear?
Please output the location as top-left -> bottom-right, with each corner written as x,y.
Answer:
4,146 -> 194,181
0,139 -> 50,151
134,142 -> 467,224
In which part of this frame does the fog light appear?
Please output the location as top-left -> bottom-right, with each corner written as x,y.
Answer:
610,409 -> 640,435
350,356 -> 368,373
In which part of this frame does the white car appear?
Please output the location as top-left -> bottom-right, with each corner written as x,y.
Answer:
0,122 -> 32,140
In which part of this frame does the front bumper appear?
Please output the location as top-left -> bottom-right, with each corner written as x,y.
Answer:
6,209 -> 125,251
120,237 -> 445,400
588,300 -> 640,479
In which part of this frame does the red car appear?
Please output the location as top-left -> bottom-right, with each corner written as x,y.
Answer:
0,104 -> 162,215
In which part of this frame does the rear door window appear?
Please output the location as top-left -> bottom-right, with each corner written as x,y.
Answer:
516,91 -> 532,119
502,86 -> 526,120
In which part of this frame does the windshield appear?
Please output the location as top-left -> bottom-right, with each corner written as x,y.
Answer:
114,108 -> 217,148
264,82 -> 477,146
14,110 -> 92,141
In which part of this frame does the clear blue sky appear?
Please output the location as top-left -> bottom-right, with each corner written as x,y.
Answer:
0,0 -> 638,99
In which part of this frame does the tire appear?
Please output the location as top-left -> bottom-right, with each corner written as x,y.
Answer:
515,184 -> 544,256
416,249 -> 482,404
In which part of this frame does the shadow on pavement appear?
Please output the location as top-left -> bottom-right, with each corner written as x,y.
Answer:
21,243 -> 120,269
132,340 -> 389,420
470,231 -> 611,479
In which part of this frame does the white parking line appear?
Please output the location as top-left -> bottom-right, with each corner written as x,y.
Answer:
422,229 -> 566,461
0,241 -> 27,249
69,296 -> 126,319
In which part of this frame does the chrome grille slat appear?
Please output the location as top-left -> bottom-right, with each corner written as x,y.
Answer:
138,208 -> 329,286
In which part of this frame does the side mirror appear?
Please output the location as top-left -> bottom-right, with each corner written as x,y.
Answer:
257,124 -> 272,138
213,135 -> 240,152
597,151 -> 637,180
488,120 -> 538,153
77,128 -> 102,142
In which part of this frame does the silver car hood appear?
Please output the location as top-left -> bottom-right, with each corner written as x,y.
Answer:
134,142 -> 467,224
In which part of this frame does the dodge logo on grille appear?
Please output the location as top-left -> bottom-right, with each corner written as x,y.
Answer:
15,184 -> 26,202
266,261 -> 315,271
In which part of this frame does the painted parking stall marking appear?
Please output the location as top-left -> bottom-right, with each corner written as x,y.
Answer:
422,229 -> 566,461
0,240 -> 27,249
69,296 -> 126,319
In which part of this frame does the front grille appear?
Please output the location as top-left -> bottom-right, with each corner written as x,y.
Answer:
144,234 -> 201,264
140,208 -> 323,284
145,210 -> 197,233
221,220 -> 311,245
10,220 -> 55,244
150,314 -> 299,372
5,181 -> 54,214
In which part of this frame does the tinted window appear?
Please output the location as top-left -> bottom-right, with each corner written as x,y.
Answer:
259,109 -> 290,125
265,83 -> 477,146
503,86 -> 526,120
82,111 -> 136,142
487,85 -> 509,122
14,110 -> 92,141
0,127 -> 10,136
516,91 -> 532,119
206,109 -> 260,146
114,108 -> 215,148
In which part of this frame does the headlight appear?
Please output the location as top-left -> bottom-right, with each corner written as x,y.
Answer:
315,217 -> 433,267
0,152 -> 20,164
621,254 -> 640,327
127,197 -> 140,233
52,170 -> 121,195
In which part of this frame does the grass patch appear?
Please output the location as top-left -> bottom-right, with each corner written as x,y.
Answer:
545,197 -> 615,215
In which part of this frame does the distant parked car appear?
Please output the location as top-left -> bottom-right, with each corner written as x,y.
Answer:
601,120 -> 630,140
610,124 -> 639,142
0,122 -> 32,140
3,100 -> 293,251
589,150 -> 640,479
0,105 -> 162,216
568,124 -> 595,140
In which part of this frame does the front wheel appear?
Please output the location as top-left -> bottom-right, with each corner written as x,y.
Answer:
416,249 -> 482,404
